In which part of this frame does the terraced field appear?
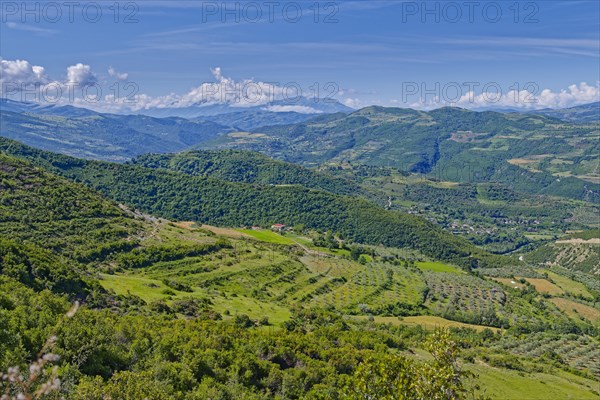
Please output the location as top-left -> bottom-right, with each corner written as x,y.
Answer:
425,272 -> 506,317
541,270 -> 594,299
521,277 -> 565,295
310,262 -> 427,313
469,363 -> 600,400
492,333 -> 600,377
99,226 -> 432,318
96,220 -> 598,335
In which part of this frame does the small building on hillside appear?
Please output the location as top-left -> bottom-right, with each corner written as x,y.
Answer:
271,224 -> 286,232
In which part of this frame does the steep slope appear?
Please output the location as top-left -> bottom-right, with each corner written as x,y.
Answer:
0,138 -> 508,268
0,152 -> 143,259
130,150 -> 369,198
525,230 -> 600,275
0,153 -> 146,295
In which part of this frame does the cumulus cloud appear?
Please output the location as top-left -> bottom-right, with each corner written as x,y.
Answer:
108,67 -> 129,81
66,63 -> 97,87
342,98 -> 361,109
2,58 -> 598,114
173,67 -> 289,109
0,58 -> 49,93
410,82 -> 600,110
453,82 -> 600,110
125,67 -> 317,111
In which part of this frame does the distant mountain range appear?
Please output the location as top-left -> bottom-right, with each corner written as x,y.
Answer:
1,97 -> 353,132
136,97 -> 353,130
199,105 -> 599,201
470,102 -> 599,123
136,97 -> 353,118
0,98 -> 99,117
527,102 -> 600,123
0,99 -> 233,162
0,99 -> 598,202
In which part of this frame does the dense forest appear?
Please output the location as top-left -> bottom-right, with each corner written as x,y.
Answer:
0,138 -> 509,269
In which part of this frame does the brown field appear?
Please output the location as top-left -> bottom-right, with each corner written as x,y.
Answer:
352,315 -> 500,333
577,175 -> 600,184
508,158 -> 536,166
449,131 -> 486,143
555,238 -> 600,244
521,278 -> 565,295
173,221 -> 196,230
173,221 -> 250,238
548,298 -> 600,322
228,132 -> 267,138
492,278 -> 526,290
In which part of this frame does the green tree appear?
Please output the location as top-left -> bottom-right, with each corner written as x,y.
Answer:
343,330 -> 486,400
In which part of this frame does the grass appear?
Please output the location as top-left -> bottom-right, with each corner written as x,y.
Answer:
142,221 -> 217,247
99,273 -> 173,303
99,272 -> 292,324
285,233 -> 313,246
238,229 -> 296,244
540,270 -> 593,299
524,233 -> 556,241
415,261 -> 461,274
353,315 -> 500,333
521,278 -> 565,295
568,229 -> 600,240
548,298 -> 600,323
468,363 -> 600,400
212,294 -> 292,325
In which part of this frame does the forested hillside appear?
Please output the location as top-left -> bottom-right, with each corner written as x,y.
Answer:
0,138 -> 507,268
130,150 -> 368,197
1,143 -> 598,399
0,126 -> 598,400
202,106 -> 599,201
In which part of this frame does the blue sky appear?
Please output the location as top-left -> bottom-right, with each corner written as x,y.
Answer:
1,0 -> 599,111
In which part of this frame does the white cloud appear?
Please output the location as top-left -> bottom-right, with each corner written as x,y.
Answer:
108,67 -> 129,81
2,58 -> 598,114
66,63 -> 97,87
263,105 -> 322,114
409,82 -> 600,110
342,98 -> 361,109
452,82 -> 600,110
5,22 -> 57,35
0,58 -> 49,92
173,67 -> 289,108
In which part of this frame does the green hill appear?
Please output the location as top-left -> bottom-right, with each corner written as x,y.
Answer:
201,106 -> 599,201
0,152 -> 143,262
0,153 -> 144,296
0,138 -> 507,268
130,150 -> 368,198
1,141 -> 598,400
